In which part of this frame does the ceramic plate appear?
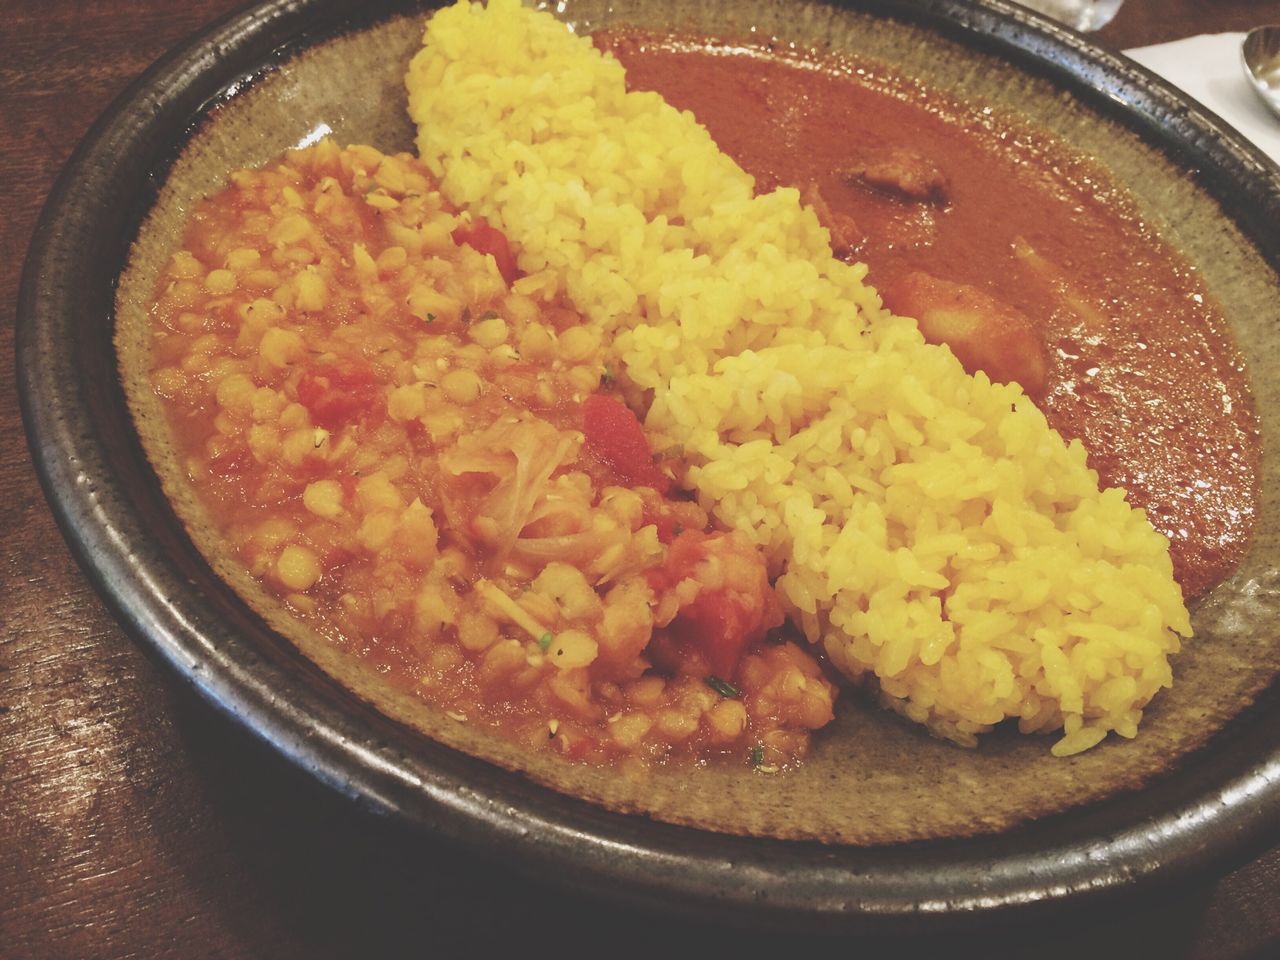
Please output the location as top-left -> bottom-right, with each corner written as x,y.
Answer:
18,0 -> 1280,929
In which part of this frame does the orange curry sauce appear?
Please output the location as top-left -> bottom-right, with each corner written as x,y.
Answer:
598,32 -> 1260,598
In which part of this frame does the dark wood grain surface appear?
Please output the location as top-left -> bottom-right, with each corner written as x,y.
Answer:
3,1 -> 1278,957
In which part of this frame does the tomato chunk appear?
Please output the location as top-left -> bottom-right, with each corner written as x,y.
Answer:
296,359 -> 382,429
671,589 -> 754,679
451,217 -> 519,286
582,393 -> 671,493
649,531 -> 783,679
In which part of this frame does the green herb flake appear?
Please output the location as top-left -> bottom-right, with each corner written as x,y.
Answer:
423,312 -> 436,325
705,675 -> 739,699
750,744 -> 765,768
538,631 -> 554,651
479,310 -> 500,321
672,523 -> 684,537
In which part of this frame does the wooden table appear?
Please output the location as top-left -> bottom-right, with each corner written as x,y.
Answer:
3,1 -> 1277,956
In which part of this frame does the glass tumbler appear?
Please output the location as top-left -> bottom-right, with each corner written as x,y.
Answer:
1011,0 -> 1125,31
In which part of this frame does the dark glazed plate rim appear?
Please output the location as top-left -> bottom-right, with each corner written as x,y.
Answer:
16,0 -> 1280,931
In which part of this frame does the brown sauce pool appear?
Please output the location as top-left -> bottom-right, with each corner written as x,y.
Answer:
598,32 -> 1261,598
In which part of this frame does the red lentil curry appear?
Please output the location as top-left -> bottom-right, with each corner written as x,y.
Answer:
149,141 -> 835,771
142,33 -> 1259,772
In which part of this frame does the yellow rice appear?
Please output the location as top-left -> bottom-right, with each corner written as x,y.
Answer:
405,0 -> 1192,755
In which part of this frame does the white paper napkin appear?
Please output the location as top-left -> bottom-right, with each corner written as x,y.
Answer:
1124,32 -> 1280,167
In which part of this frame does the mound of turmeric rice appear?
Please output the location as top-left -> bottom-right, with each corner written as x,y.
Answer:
405,0 -> 1192,755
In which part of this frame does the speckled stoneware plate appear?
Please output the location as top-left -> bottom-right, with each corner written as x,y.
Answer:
17,0 -> 1280,929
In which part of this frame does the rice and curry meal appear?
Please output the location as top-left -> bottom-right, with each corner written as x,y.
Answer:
127,0 -> 1259,779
